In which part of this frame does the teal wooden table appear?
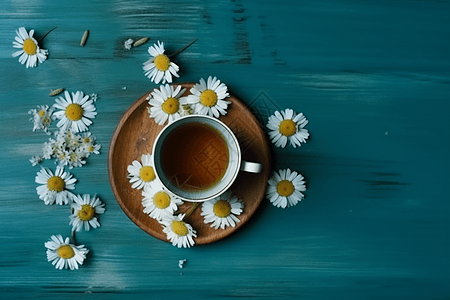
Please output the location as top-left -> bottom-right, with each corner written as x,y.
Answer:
1,0 -> 449,299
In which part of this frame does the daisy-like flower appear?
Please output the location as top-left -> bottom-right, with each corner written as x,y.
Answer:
124,38 -> 134,50
266,168 -> 306,208
184,76 -> 231,118
80,132 -> 95,145
147,84 -> 187,125
201,190 -> 244,230
28,105 -> 54,134
53,90 -> 97,133
267,109 -> 309,148
143,41 -> 179,84
45,235 -> 89,270
83,143 -> 101,157
127,153 -> 156,190
142,180 -> 183,221
160,214 -> 197,248
69,194 -> 106,232
35,166 -> 76,205
12,27 -> 48,68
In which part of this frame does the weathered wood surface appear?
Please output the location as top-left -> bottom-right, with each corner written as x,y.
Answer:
0,0 -> 449,299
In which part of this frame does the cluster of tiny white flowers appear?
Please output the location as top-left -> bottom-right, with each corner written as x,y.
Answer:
29,92 -> 100,169
39,130 -> 101,169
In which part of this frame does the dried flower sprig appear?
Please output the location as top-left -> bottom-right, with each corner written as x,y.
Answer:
28,105 -> 55,134
33,130 -> 101,168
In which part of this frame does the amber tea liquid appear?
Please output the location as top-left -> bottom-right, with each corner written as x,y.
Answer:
160,122 -> 229,191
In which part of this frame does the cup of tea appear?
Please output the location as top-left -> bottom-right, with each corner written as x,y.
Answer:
152,115 -> 262,202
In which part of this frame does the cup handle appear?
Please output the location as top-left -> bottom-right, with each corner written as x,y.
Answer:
240,161 -> 262,173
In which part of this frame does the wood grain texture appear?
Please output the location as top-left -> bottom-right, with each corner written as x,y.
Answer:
108,83 -> 270,245
0,0 -> 449,299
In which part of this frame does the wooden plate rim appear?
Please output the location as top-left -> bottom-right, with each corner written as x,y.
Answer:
108,82 -> 271,245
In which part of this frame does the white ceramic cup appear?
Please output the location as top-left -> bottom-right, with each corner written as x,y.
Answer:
152,115 -> 262,202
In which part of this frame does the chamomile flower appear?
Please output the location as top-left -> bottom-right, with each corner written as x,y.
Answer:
201,190 -> 244,230
183,76 -> 231,118
143,41 -> 179,84
147,84 -> 187,125
142,180 -> 183,221
179,104 -> 193,117
127,153 -> 156,190
83,143 -> 101,157
267,109 -> 309,148
28,105 -> 54,134
160,214 -> 197,248
80,132 -> 95,145
69,194 -> 106,232
53,90 -> 97,133
35,166 -> 76,205
45,235 -> 89,270
68,149 -> 85,168
124,38 -> 134,50
12,27 -> 48,68
266,169 -> 306,208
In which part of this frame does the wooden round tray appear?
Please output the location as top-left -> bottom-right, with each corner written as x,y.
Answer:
108,83 -> 271,245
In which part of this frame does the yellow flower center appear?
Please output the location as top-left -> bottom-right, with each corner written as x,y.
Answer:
213,200 -> 231,218
23,38 -> 37,55
65,104 -> 84,121
70,153 -> 78,162
88,146 -> 94,152
278,119 -> 297,137
154,54 -> 170,71
139,166 -> 156,182
152,191 -> 171,209
42,117 -> 51,125
161,97 -> 179,115
83,137 -> 91,143
199,89 -> 218,107
47,176 -> 65,192
38,109 -> 46,118
57,245 -> 75,259
276,180 -> 295,197
171,220 -> 189,236
77,204 -> 95,221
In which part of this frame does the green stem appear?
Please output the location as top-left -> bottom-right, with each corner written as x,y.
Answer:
168,38 -> 198,58
184,202 -> 200,218
69,230 -> 76,244
38,26 -> 57,42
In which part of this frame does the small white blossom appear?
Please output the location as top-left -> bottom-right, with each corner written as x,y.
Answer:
28,105 -> 54,134
124,38 -> 134,50
30,155 -> 43,166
